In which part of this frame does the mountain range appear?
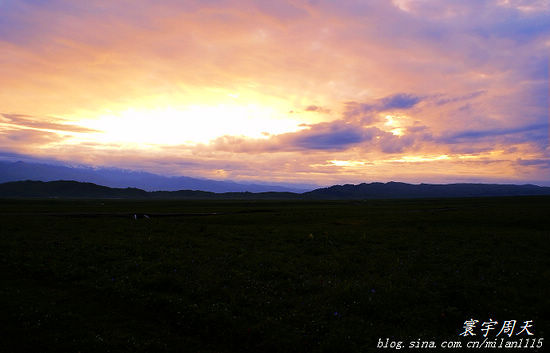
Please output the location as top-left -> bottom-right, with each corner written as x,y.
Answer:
304,181 -> 550,199
1,180 -> 549,200
1,160 -> 549,199
0,161 -> 313,193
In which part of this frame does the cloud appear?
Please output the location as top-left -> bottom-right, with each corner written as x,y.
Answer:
517,158 -> 550,168
254,0 -> 309,22
304,105 -> 331,114
343,102 -> 379,124
441,123 -> 547,143
377,133 -> 415,154
204,114 -> 435,155
0,127 -> 66,156
1,113 -> 100,133
344,93 -> 423,120
433,91 -> 486,106
380,93 -> 422,110
284,122 -> 377,150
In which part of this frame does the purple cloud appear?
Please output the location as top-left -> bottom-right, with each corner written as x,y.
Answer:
434,91 -> 486,106
288,122 -> 376,150
345,93 -> 423,118
380,93 -> 422,110
440,123 -> 547,146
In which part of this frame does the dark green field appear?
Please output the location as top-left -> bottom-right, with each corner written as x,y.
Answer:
1,197 -> 548,352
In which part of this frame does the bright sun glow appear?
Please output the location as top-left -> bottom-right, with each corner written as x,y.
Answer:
390,128 -> 404,136
78,104 -> 305,146
329,160 -> 366,167
392,155 -> 450,163
383,115 -> 406,136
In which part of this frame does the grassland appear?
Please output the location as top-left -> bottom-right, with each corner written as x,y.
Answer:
1,197 -> 549,352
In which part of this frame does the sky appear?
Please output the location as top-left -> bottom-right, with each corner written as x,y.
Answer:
0,0 -> 549,186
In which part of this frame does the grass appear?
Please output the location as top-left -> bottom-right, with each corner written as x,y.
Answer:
1,197 -> 549,352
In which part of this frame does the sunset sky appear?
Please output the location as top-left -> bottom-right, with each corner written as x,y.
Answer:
1,0 -> 549,186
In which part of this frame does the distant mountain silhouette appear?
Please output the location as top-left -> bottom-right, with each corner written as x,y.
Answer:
0,161 -> 312,193
1,180 -> 549,200
0,180 -> 302,199
302,181 -> 550,199
0,180 -> 148,199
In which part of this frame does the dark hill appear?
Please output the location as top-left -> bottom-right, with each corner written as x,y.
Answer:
0,180 -> 149,199
303,181 -> 550,199
0,180 -> 301,200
